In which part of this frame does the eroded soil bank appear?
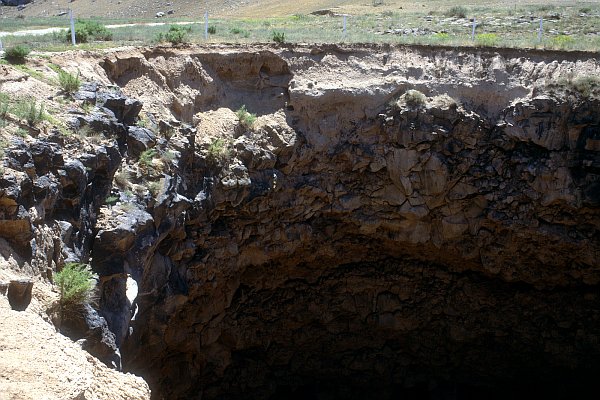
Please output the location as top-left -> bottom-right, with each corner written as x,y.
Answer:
1,44 -> 599,399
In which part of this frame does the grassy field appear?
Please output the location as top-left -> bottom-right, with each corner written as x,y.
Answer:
0,2 -> 598,52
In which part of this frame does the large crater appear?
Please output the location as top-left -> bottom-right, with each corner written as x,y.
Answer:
87,45 -> 600,399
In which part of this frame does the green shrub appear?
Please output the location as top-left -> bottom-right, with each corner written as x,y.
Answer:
66,20 -> 113,43
105,195 -> 119,206
58,69 -> 81,95
3,45 -> 31,64
207,138 -> 229,163
14,98 -> 46,126
272,31 -> 285,44
475,33 -> 499,47
404,89 -> 427,108
236,105 -> 257,128
164,25 -> 191,45
139,148 -> 158,167
54,262 -> 96,309
572,76 -> 600,98
208,25 -> 217,35
445,6 -> 467,18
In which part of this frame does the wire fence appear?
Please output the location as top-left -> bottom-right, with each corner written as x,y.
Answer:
0,6 -> 599,52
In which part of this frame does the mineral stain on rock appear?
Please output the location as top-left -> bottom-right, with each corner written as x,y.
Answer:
1,44 -> 599,399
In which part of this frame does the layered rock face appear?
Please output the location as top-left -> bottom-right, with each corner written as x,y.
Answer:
7,45 -> 595,399
88,45 -> 600,399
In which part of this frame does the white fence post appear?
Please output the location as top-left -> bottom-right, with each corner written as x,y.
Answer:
343,15 -> 347,39
204,11 -> 209,40
538,17 -> 543,42
471,17 -> 476,40
0,38 -> 3,52
69,9 -> 76,46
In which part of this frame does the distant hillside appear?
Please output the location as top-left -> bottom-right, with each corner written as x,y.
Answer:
0,0 -> 579,19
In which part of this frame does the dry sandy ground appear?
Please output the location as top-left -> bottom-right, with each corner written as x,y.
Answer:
0,272 -> 150,400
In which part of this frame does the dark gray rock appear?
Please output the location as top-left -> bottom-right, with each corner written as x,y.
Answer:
1,0 -> 33,6
127,126 -> 156,158
97,91 -> 143,125
60,303 -> 122,369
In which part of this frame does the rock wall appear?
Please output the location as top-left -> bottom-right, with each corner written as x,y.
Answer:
88,45 -> 600,399
2,44 -> 599,399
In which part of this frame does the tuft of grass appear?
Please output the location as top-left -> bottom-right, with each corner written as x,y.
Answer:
550,34 -> 575,49
58,69 -> 81,95
571,76 -> 600,98
208,25 -> 217,35
272,31 -> 286,44
13,98 -> 46,126
105,195 -> 119,206
236,105 -> 257,129
404,89 -> 427,109
15,128 -> 29,138
445,6 -> 468,18
3,45 -> 31,64
114,169 -> 132,189
207,138 -> 230,163
54,262 -> 97,310
139,148 -> 158,168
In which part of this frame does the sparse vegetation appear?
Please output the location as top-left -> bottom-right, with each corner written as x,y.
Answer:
139,148 -> 158,168
475,33 -> 498,47
161,25 -> 192,45
54,262 -> 97,310
236,105 -> 257,128
0,93 -> 9,120
446,6 -> 468,18
15,128 -> 29,138
208,25 -> 217,35
147,180 -> 163,198
207,138 -> 230,163
114,169 -> 132,189
272,31 -> 286,44
58,69 -> 81,95
3,45 -> 31,64
404,89 -> 427,108
572,76 -> 600,98
13,98 -> 46,126
67,20 -> 113,43
105,195 -> 119,206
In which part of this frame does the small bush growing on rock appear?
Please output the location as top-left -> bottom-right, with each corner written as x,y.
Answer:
139,148 -> 158,168
55,262 -> 96,310
404,89 -> 427,109
445,6 -> 467,18
58,69 -> 81,95
105,195 -> 119,206
114,169 -> 132,189
14,98 -> 46,126
3,45 -> 31,64
207,138 -> 230,163
236,105 -> 257,128
163,25 -> 191,45
272,31 -> 286,44
572,76 -> 600,98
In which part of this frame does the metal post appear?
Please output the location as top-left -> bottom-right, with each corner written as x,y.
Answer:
343,15 -> 347,39
471,17 -> 476,40
538,17 -> 543,42
204,11 -> 209,40
0,38 -> 3,52
69,9 -> 76,46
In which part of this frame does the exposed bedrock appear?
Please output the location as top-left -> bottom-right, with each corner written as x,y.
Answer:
90,45 -> 600,399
